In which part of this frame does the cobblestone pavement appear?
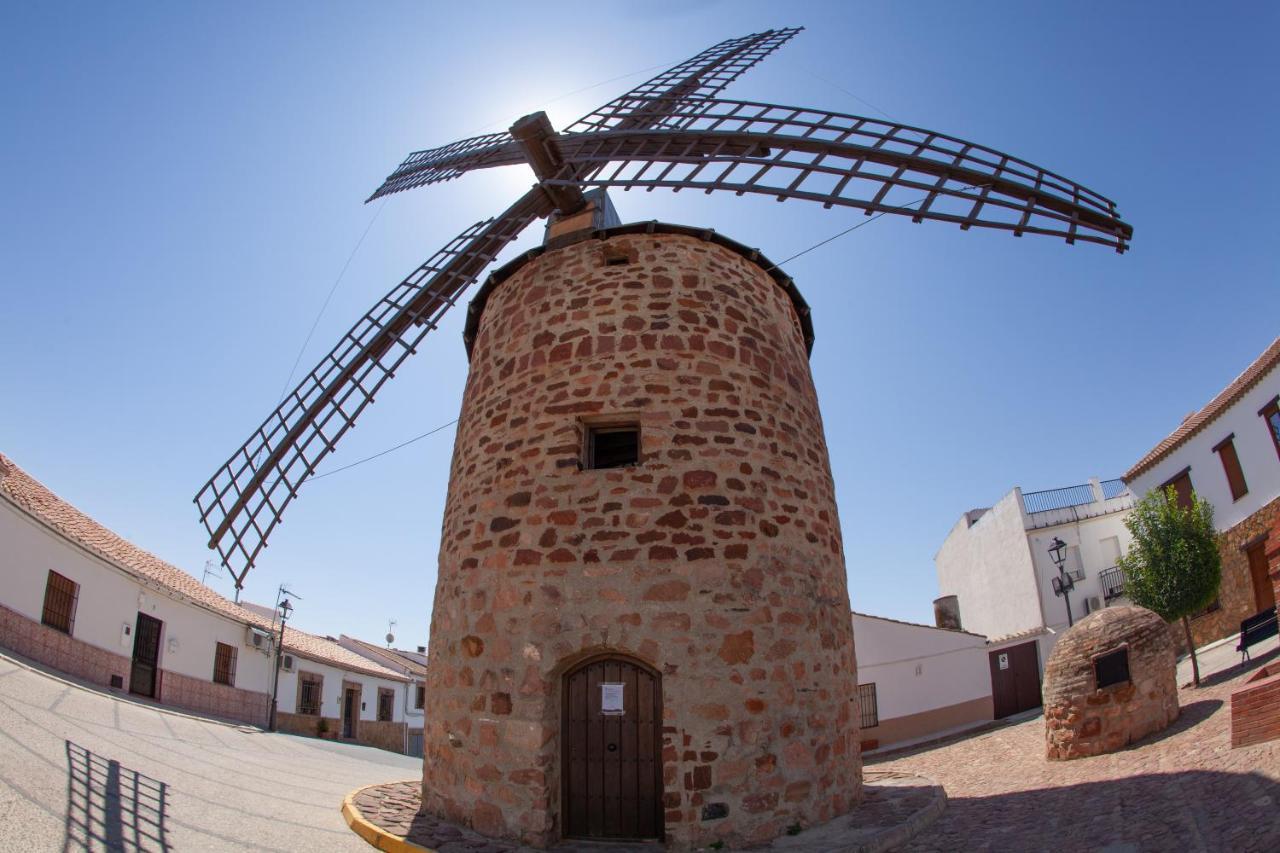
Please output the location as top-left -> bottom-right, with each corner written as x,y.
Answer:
875,647 -> 1280,852
352,770 -> 943,852
0,649 -> 421,851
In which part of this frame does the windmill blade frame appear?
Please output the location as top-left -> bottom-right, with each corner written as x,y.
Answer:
196,187 -> 553,587
367,131 -> 526,201
546,98 -> 1132,251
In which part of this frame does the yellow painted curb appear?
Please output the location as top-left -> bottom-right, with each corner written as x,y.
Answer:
341,782 -> 437,853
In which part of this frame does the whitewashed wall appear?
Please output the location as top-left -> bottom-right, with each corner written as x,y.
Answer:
1128,362 -> 1280,531
853,613 -> 990,722
1026,510 -> 1134,634
934,492 -> 1043,638
1,498 -> 273,692
274,656 -> 407,723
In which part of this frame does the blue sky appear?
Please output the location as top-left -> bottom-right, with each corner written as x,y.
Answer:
3,2 -> 1278,648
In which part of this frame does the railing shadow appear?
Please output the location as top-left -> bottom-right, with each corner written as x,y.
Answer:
64,741 -> 170,852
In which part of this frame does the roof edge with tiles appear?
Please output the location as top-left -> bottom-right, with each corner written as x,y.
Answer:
1124,336 -> 1280,483
0,452 -> 406,682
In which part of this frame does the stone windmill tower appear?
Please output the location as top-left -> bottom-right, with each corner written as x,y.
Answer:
197,27 -> 1132,849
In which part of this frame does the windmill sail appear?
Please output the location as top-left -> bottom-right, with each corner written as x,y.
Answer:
196,188 -> 552,586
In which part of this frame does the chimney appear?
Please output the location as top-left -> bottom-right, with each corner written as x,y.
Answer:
417,645 -> 427,654
934,595 -> 962,631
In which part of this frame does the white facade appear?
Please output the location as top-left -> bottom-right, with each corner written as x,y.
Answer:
1,493 -> 274,693
1126,359 -> 1280,531
935,477 -> 1134,668
852,612 -> 992,750
274,654 -> 407,724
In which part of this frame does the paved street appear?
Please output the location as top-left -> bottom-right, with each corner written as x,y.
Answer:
877,644 -> 1280,852
0,649 -> 420,852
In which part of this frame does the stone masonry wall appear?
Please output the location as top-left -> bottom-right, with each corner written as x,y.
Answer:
1184,494 -> 1280,650
423,231 -> 860,849
1043,606 -> 1179,760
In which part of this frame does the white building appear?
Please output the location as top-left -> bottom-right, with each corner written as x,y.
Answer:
852,612 -> 992,751
0,452 -> 412,751
338,635 -> 427,755
934,476 -> 1134,715
1124,335 -> 1280,647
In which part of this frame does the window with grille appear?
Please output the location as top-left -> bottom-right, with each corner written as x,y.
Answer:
1094,648 -> 1130,689
41,570 -> 79,635
414,685 -> 425,710
585,423 -> 640,469
1213,434 -> 1249,501
298,673 -> 323,715
377,688 -> 395,722
212,642 -> 237,687
857,683 -> 879,729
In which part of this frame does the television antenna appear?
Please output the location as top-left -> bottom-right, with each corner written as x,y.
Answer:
196,27 -> 1132,588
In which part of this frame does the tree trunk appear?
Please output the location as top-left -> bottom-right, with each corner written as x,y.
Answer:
1182,615 -> 1201,687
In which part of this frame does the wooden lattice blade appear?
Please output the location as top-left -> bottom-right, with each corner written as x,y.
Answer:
549,99 -> 1132,251
195,188 -> 552,586
367,131 -> 527,201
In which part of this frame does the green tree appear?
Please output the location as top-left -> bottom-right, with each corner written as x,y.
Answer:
1117,485 -> 1221,686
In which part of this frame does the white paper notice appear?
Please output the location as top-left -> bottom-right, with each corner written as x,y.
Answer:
601,682 -> 625,715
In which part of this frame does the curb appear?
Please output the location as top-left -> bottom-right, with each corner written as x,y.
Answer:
852,771 -> 947,853
341,783 -> 436,853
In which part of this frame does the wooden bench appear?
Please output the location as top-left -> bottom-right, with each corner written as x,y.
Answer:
1238,608 -> 1279,664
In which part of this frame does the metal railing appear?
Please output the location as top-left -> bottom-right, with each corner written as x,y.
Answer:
1021,483 -> 1097,513
1101,478 -> 1128,499
1099,566 -> 1125,601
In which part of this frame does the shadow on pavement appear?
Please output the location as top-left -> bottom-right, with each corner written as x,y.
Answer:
64,741 -> 170,852
1195,643 -> 1280,690
914,770 -> 1280,851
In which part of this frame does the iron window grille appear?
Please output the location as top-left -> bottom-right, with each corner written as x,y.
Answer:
1099,566 -> 1125,601
41,570 -> 79,635
377,688 -> 395,722
1093,647 -> 1130,689
857,683 -> 879,729
212,642 -> 237,687
298,673 -> 323,715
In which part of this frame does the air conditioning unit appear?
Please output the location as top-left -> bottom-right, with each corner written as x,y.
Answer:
282,654 -> 295,673
1085,596 -> 1103,613
246,626 -> 272,651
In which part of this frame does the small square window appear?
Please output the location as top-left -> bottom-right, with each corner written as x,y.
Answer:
1094,648 -> 1130,689
585,424 -> 639,470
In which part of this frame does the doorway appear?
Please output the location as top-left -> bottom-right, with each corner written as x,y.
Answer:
1246,540 -> 1276,613
562,655 -> 662,841
989,641 -> 1041,719
130,613 -> 163,699
342,686 -> 359,739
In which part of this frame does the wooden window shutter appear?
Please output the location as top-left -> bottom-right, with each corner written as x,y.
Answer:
1213,434 -> 1249,501
41,570 -> 79,635
1162,469 -> 1194,510
1260,397 -> 1280,461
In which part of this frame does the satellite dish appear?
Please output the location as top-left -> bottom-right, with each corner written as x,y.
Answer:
386,632 -> 395,645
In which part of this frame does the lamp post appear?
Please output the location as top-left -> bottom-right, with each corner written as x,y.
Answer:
1048,536 -> 1075,627
268,597 -> 293,731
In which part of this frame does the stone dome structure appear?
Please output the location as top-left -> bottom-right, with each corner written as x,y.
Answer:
420,221 -> 860,849
1043,605 -> 1178,760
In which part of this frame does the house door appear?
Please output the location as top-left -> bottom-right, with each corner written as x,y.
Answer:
562,656 -> 662,841
342,688 -> 358,738
989,641 -> 1041,719
1246,541 -> 1276,612
129,613 -> 163,699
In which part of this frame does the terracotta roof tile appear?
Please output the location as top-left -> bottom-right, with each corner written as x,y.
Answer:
0,452 -> 405,682
1124,336 -> 1280,482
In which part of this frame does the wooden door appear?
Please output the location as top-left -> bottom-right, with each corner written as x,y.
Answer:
989,641 -> 1042,719
130,613 -> 163,699
342,688 -> 358,738
562,656 -> 662,841
1246,540 -> 1276,613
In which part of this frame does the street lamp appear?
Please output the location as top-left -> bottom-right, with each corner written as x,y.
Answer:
268,597 -> 293,731
1048,536 -> 1075,627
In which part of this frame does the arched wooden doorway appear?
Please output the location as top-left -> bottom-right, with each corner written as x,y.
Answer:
561,655 -> 663,841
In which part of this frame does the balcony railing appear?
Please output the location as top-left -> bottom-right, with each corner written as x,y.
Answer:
1099,566 -> 1125,601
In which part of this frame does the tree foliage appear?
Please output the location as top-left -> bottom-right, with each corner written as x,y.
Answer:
1118,486 -> 1221,621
